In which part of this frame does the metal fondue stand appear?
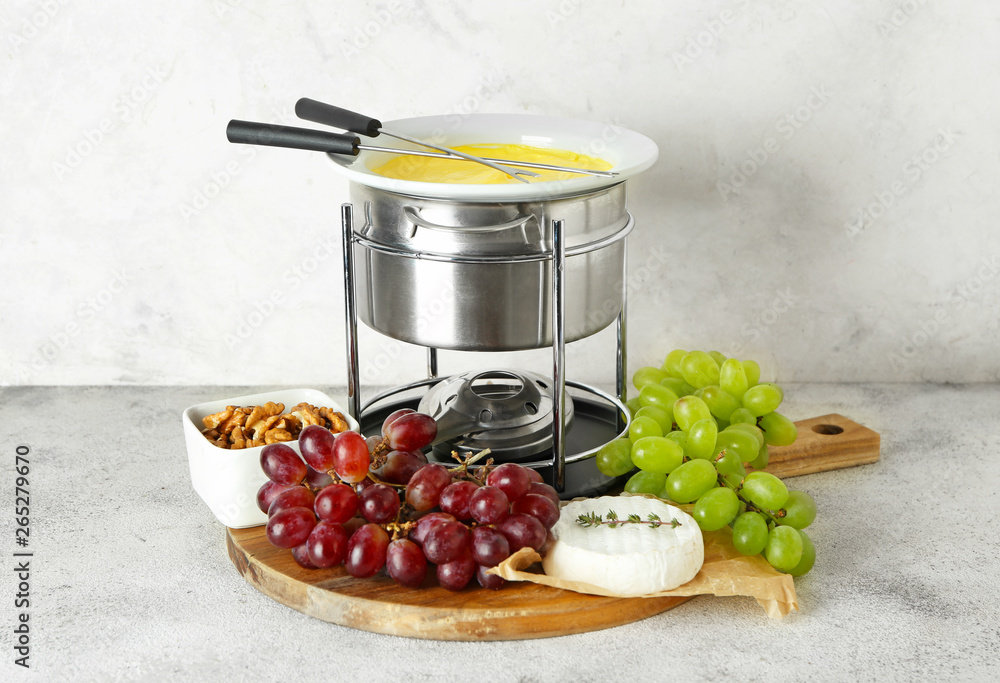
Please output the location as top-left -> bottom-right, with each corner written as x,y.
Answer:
221,109 -> 657,497
339,189 -> 634,496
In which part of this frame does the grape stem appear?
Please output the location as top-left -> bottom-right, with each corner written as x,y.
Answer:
715,471 -> 784,526
322,469 -> 346,487
383,520 -> 417,542
364,470 -> 406,489
398,502 -> 417,524
742,500 -> 786,526
447,448 -> 493,484
712,449 -> 786,526
370,440 -> 391,469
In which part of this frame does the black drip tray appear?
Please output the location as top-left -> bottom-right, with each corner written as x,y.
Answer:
360,393 -> 629,499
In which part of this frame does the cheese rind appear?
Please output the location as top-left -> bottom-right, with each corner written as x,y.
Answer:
542,496 -> 704,596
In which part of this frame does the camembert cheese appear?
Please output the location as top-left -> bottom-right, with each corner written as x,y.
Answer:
542,496 -> 704,596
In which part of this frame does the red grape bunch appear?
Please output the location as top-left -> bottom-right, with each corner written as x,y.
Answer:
254,409 -> 562,592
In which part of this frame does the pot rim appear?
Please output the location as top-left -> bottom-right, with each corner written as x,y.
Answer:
325,113 -> 658,202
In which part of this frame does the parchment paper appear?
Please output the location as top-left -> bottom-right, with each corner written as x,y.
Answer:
489,506 -> 799,618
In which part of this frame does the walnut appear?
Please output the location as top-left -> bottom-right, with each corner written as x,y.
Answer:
264,428 -> 293,444
231,425 -> 247,450
281,414 -> 303,435
243,406 -> 265,432
201,400 -> 347,450
320,407 -> 350,434
250,414 -> 286,441
202,407 -> 235,430
292,403 -> 324,427
246,402 -> 286,437
219,410 -> 248,435
262,401 -> 284,417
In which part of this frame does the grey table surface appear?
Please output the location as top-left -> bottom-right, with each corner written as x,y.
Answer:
1,383 -> 997,682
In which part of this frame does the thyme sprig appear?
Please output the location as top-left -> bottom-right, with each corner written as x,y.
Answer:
575,509 -> 681,530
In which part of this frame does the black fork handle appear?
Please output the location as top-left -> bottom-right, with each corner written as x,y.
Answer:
295,98 -> 382,138
226,119 -> 360,155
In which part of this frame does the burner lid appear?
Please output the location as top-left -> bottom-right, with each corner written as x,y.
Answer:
417,369 -> 574,462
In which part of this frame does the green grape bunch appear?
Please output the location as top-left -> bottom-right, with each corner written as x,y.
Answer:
596,349 -> 816,577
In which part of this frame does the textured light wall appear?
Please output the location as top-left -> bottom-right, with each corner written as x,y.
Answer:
2,0 -> 997,387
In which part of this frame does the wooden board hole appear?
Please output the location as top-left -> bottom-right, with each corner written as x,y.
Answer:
812,423 -> 844,435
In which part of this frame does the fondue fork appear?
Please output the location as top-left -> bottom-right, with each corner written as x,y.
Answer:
364,146 -> 619,178
296,98 -> 536,182
295,99 -> 619,179
226,120 -> 618,177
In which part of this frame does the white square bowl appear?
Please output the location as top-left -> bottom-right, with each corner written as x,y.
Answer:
183,388 -> 360,528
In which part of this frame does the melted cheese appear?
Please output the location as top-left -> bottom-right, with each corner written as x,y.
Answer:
373,143 -> 611,184
542,496 -> 704,596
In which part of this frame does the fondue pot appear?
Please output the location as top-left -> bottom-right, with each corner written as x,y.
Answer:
326,113 -> 658,351
348,182 -> 630,350
227,109 -> 658,494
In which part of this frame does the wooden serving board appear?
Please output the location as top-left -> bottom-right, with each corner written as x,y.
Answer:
227,528 -> 689,640
762,413 -> 880,478
226,413 -> 878,640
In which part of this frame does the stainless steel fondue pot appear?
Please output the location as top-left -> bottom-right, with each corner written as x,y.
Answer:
349,181 -> 632,351
327,112 -> 656,355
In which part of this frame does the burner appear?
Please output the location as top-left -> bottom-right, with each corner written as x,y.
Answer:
417,369 -> 575,463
